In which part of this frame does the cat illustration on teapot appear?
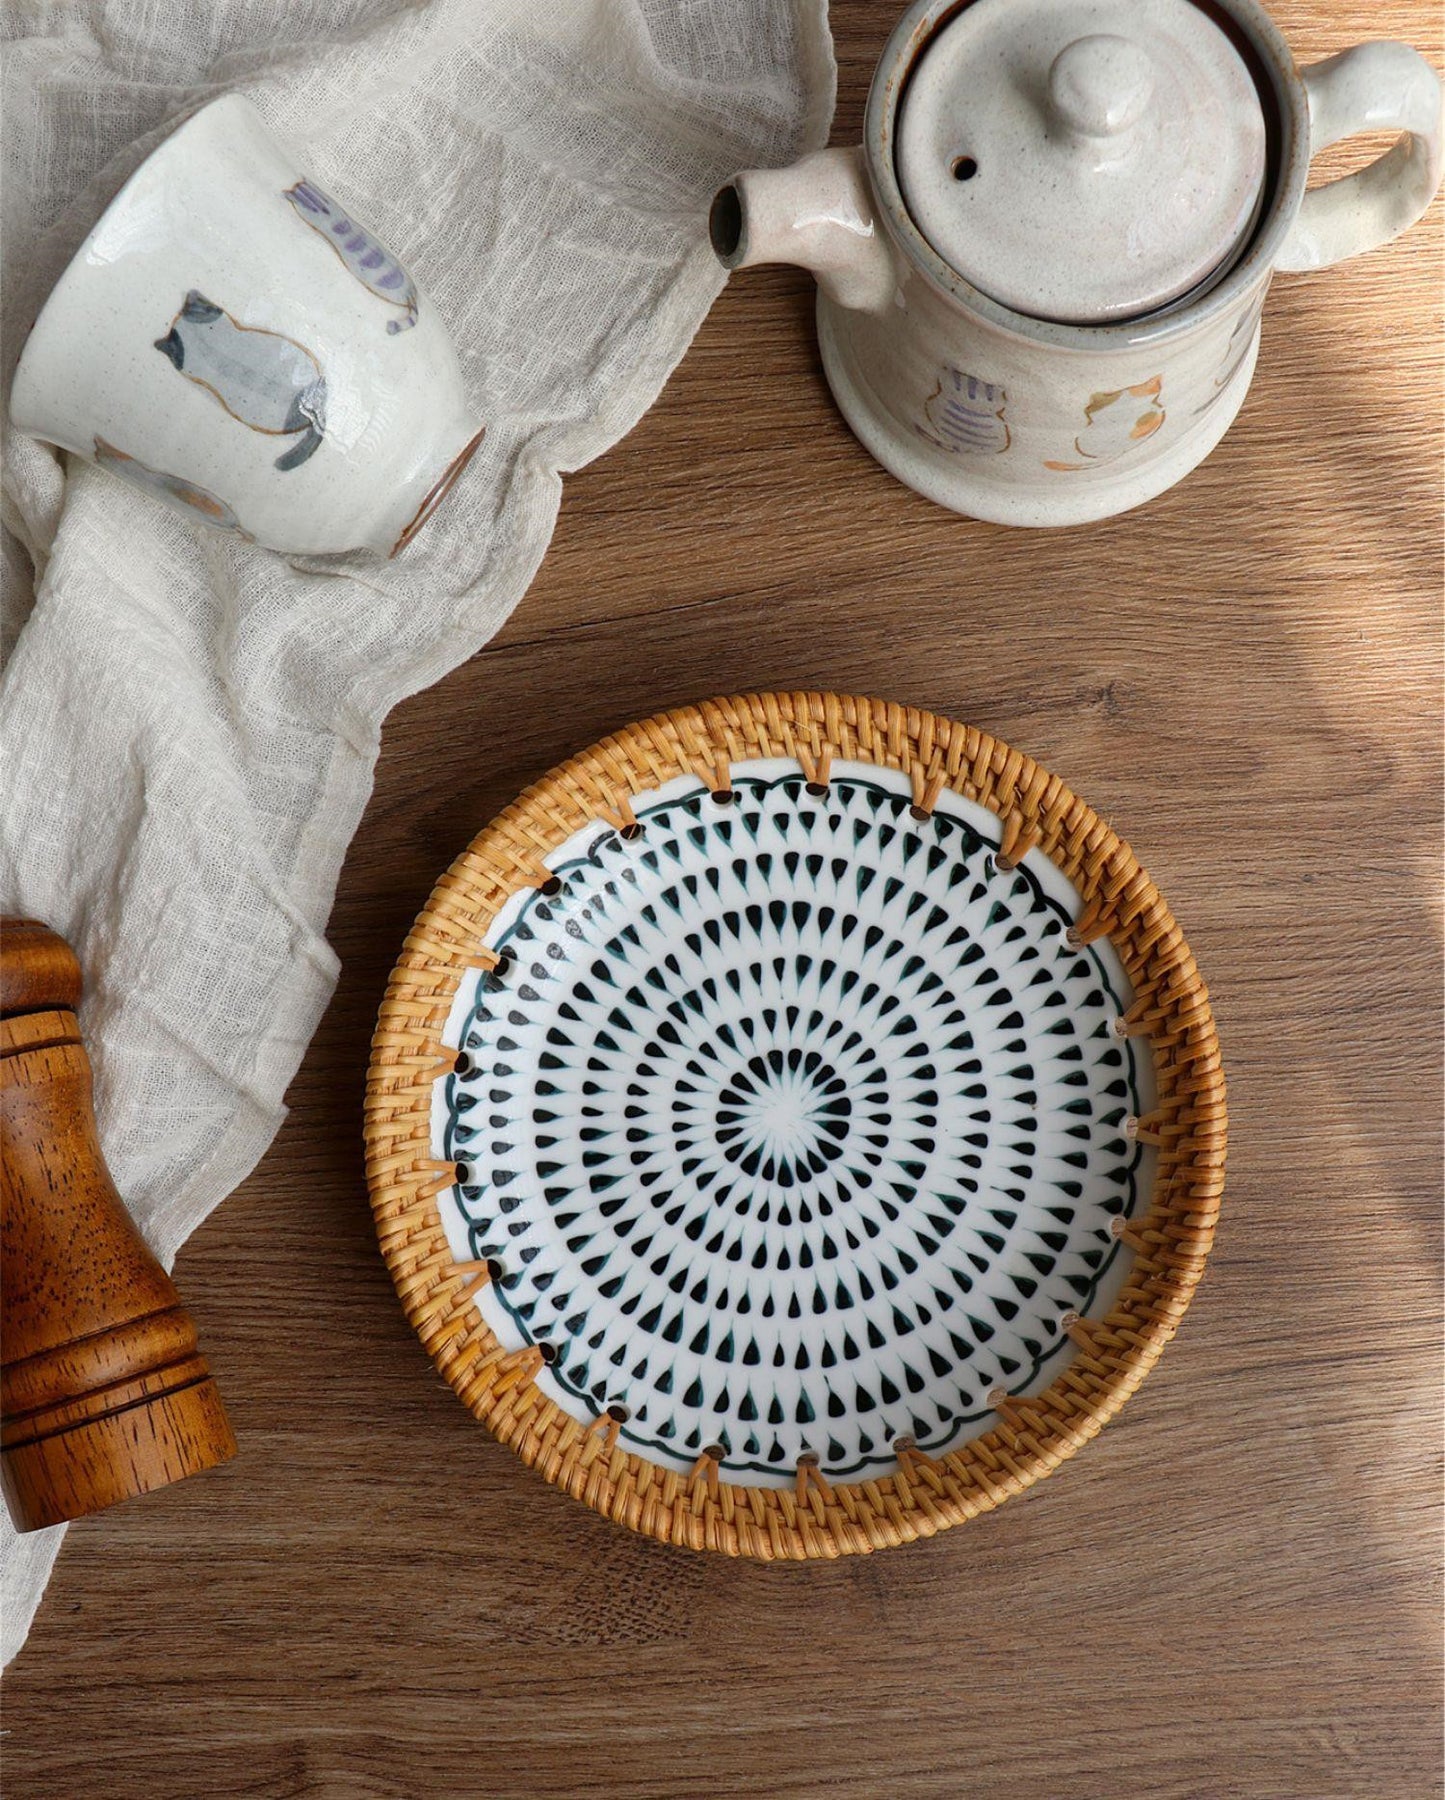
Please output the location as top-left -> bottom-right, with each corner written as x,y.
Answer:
1191,305 -> 1263,417
154,290 -> 327,470
1045,378 -> 1165,472
918,368 -> 1011,457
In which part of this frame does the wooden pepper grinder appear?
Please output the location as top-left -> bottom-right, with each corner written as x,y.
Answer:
1,918 -> 235,1531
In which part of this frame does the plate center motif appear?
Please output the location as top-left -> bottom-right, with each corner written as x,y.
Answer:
718,1048 -> 850,1180
437,761 -> 1148,1485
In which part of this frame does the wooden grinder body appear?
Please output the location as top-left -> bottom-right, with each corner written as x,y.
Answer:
1,919 -> 234,1530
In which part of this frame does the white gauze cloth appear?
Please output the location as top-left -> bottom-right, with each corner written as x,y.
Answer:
0,0 -> 833,1666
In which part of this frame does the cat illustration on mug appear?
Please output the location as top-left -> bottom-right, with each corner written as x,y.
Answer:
154,290 -> 327,470
1044,378 -> 1165,472
92,436 -> 252,536
284,179 -> 419,335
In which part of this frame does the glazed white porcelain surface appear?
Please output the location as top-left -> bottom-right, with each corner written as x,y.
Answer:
713,0 -> 1445,526
431,759 -> 1156,1487
9,94 -> 483,555
895,0 -> 1267,323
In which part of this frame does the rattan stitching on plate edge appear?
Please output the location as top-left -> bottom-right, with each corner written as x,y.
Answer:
363,692 -> 1227,1560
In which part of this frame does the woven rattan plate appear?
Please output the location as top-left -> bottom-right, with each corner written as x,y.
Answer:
365,693 -> 1225,1558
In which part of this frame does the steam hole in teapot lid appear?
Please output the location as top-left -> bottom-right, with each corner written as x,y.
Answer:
893,0 -> 1269,324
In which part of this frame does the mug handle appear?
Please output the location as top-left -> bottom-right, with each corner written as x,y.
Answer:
1275,41 -> 1444,272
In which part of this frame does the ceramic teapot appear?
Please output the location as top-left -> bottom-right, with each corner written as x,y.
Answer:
711,0 -> 1444,527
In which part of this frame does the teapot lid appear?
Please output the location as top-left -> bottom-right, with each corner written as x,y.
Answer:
894,0 -> 1268,324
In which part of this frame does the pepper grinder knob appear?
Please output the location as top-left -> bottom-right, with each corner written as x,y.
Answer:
0,918 -> 235,1531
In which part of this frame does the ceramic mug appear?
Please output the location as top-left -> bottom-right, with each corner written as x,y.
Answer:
712,0 -> 1445,527
9,94 -> 484,556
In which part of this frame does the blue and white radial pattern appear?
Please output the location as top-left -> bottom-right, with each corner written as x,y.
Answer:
436,760 -> 1147,1484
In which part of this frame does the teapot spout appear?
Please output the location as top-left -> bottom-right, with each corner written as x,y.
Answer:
709,147 -> 894,315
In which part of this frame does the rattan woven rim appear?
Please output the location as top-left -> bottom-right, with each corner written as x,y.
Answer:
364,692 -> 1226,1559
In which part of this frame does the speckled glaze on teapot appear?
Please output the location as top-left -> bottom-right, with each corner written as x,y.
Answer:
712,0 -> 1444,526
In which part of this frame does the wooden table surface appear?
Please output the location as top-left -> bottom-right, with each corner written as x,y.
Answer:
6,5 -> 1442,1794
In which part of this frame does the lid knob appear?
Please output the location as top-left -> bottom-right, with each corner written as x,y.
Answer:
1048,35 -> 1156,140
892,0 -> 1269,324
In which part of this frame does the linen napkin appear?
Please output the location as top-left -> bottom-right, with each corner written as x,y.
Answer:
0,0 -> 833,1666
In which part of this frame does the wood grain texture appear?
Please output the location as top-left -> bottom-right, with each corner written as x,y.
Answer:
3,2 -> 1441,1792
0,924 -> 235,1532
0,921 -> 81,1019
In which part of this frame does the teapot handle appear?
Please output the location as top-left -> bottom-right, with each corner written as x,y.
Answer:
1276,41 -> 1444,272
